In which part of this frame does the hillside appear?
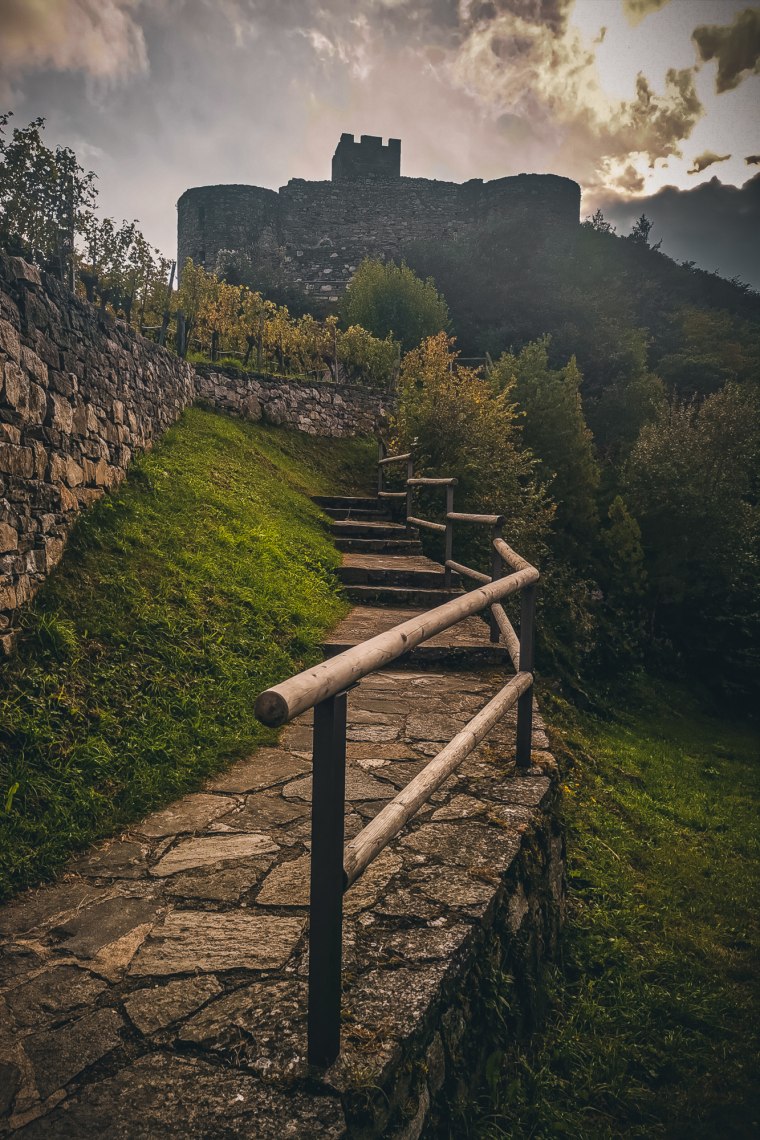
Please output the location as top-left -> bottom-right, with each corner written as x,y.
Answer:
0,409 -> 374,900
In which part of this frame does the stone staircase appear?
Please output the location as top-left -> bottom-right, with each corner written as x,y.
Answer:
313,494 -> 511,667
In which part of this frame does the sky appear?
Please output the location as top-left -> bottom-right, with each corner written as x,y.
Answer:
1,0 -> 759,286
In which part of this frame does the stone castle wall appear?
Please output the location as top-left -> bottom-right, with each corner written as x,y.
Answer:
177,171 -> 581,306
0,256 -> 387,650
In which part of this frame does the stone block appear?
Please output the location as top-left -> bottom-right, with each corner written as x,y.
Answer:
0,317 -> 21,362
0,521 -> 18,552
129,911 -> 305,974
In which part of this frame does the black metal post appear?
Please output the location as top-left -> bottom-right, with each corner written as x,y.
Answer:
444,484 -> 454,588
405,455 -> 414,527
175,311 -> 186,358
211,330 -> 219,362
377,439 -> 386,497
489,524 -> 503,643
308,691 -> 348,1067
515,583 -> 537,768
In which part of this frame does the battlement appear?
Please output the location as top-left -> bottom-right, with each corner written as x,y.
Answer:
332,134 -> 401,181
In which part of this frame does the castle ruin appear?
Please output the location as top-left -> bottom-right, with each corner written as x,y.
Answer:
177,135 -> 581,306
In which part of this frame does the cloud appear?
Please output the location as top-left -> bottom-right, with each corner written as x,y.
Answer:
595,173 -> 760,289
688,150 -> 731,175
692,7 -> 760,93
621,0 -> 671,27
0,0 -> 148,88
448,8 -> 703,192
746,155 -> 760,165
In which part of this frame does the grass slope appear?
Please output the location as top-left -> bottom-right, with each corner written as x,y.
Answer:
470,683 -> 759,1138
0,408 -> 373,900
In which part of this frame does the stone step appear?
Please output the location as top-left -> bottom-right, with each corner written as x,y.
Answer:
344,584 -> 465,607
322,606 -> 510,668
329,521 -> 413,540
312,495 -> 382,511
338,553 -> 459,589
323,508 -> 392,522
334,537 -> 423,554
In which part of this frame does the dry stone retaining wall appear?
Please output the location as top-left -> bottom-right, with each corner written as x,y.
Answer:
0,256 -> 387,649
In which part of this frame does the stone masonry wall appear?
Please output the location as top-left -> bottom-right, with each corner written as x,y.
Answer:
0,256 -> 387,650
195,365 -> 390,437
177,172 -> 581,307
0,254 -> 197,652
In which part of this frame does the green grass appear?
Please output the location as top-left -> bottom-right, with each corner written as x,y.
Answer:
469,682 -> 760,1138
0,408 -> 374,900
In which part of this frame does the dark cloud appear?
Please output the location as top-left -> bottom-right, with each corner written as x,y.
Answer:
0,0 -> 148,95
688,150 -> 730,174
692,7 -> 760,93
621,0 -> 671,27
597,173 -> 760,289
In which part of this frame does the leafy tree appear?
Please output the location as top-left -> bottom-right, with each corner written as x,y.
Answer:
340,258 -> 449,352
491,338 -> 601,565
0,112 -> 96,283
625,383 -> 760,690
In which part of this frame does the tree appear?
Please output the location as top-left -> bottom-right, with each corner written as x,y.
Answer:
340,259 -> 449,352
625,383 -> 760,689
0,112 -> 97,283
491,338 -> 601,565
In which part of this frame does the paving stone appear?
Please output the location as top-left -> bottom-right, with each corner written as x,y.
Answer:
345,724 -> 400,742
69,839 -> 149,880
342,963 -> 448,1048
51,895 -> 161,958
177,979 -> 307,1079
0,944 -> 43,985
281,725 -> 313,751
0,1059 -> 21,1116
205,749 -> 309,794
345,742 -> 422,763
0,881 -> 109,937
14,1053 -> 347,1139
413,867 -> 496,911
124,976 -> 222,1034
405,713 -> 470,742
216,792 -> 309,831
150,833 -> 278,876
129,912 -> 304,975
4,966 -> 106,1030
399,821 -> 522,873
283,767 -> 397,804
134,794 -> 233,838
349,708 -> 397,725
164,857 -> 276,902
482,775 -> 552,807
255,855 -> 311,907
373,888 -> 444,921
343,850 -> 404,916
430,794 -> 487,821
23,1007 -> 123,1100
370,924 -> 472,964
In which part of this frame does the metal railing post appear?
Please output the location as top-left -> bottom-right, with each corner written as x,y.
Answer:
308,691 -> 348,1067
444,484 -> 454,588
377,439 -> 386,497
489,523 -> 503,643
405,454 -> 414,526
515,583 -> 536,768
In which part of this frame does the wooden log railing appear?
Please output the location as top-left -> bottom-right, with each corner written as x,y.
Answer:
254,442 -> 539,1067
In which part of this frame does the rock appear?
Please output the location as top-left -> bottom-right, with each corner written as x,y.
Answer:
135,793 -> 234,838
51,895 -> 161,958
343,849 -> 403,915
4,967 -> 106,1030
150,833 -> 278,876
177,979 -> 306,1078
23,1007 -> 123,1100
255,854 -> 311,907
14,1053 -> 347,1139
0,521 -> 18,552
399,821 -> 522,873
124,975 -> 222,1034
283,766 -> 396,804
69,838 -> 149,879
216,792 -> 309,831
0,1059 -> 21,1117
164,857 -> 276,902
129,911 -> 304,975
205,749 -> 309,794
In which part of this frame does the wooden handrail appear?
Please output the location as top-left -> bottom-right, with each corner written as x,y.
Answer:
344,671 -> 533,886
255,563 -> 538,727
256,444 -> 541,1066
